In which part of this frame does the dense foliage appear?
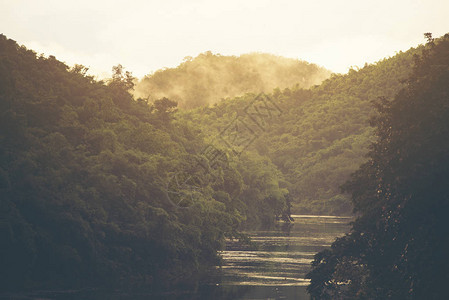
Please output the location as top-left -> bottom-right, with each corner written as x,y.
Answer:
134,52 -> 331,108
307,34 -> 449,299
0,35 -> 289,291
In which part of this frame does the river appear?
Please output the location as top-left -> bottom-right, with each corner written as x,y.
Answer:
1,215 -> 351,300
211,214 -> 352,300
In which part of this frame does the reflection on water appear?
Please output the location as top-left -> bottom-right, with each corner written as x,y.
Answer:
215,214 -> 352,299
1,215 -> 351,300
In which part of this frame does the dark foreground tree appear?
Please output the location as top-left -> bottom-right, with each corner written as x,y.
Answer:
307,33 -> 449,299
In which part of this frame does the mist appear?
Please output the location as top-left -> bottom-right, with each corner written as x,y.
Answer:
134,52 -> 331,109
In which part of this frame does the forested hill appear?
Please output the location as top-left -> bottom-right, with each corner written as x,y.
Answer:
182,44 -> 423,215
134,52 -> 331,108
0,35 -> 289,291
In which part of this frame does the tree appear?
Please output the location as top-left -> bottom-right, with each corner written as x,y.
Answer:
307,33 -> 449,299
153,97 -> 178,125
111,64 -> 135,90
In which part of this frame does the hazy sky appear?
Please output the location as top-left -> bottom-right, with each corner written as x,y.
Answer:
1,0 -> 448,78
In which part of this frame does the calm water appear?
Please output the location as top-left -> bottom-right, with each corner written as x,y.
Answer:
214,214 -> 352,299
1,215 -> 351,300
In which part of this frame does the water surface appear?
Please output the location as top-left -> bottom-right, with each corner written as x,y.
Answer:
1,215 -> 351,300
213,214 -> 352,299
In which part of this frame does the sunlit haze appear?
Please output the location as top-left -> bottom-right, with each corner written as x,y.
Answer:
1,0 -> 448,78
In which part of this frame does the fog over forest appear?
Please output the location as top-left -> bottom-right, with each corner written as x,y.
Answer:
134,52 -> 331,108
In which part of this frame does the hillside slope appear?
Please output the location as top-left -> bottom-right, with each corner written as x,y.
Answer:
0,35 -> 288,291
181,45 -> 423,214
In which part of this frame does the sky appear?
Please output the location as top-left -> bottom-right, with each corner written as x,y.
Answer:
1,0 -> 448,79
